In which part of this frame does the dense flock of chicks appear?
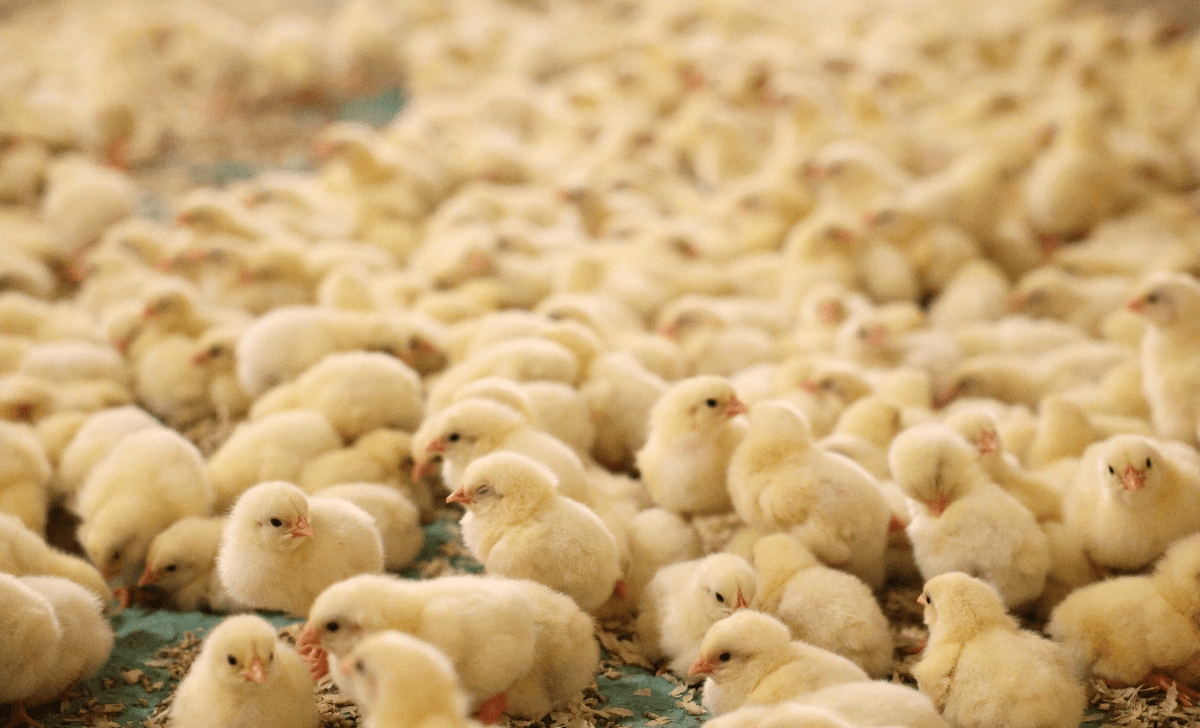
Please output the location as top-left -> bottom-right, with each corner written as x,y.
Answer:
5,0 -> 1200,727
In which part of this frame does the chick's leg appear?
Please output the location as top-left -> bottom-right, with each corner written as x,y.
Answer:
475,693 -> 509,724
3,701 -> 38,728
1146,674 -> 1200,708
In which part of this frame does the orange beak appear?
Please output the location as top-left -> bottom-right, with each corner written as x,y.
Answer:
1125,297 -> 1146,313
817,301 -> 842,325
799,379 -> 820,394
889,514 -> 908,534
424,438 -> 447,454
244,657 -> 267,684
865,325 -> 889,348
977,431 -> 997,455
927,493 -> 948,517
933,384 -> 959,409
656,323 -> 680,339
614,581 -> 629,600
137,563 -> 159,587
412,459 -> 439,480
155,259 -> 175,272
724,397 -> 748,418
142,305 -> 158,319
175,212 -> 192,226
688,656 -> 717,676
1007,292 -> 1026,311
289,516 -> 315,538
1122,464 -> 1145,492
189,351 -> 210,366
446,489 -> 473,506
237,270 -> 256,284
917,592 -> 928,606
338,655 -> 356,676
734,590 -> 749,610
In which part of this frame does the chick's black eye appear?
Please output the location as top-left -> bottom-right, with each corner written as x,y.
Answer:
1108,465 -> 1115,475
354,659 -> 365,672
718,652 -> 731,662
270,518 -> 283,527
165,565 -> 177,572
326,621 -> 339,632
227,655 -> 237,666
448,433 -> 461,442
1147,293 -> 1160,304
1146,458 -> 1152,468
706,399 -> 717,408
715,592 -> 725,603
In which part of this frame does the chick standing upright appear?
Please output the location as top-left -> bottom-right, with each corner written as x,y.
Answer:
169,614 -> 318,728
913,572 -> 1085,728
1125,272 -> 1200,446
216,481 -> 384,617
448,451 -> 622,612
636,375 -> 748,516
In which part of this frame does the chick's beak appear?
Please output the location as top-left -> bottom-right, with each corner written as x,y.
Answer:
339,655 -> 355,676
243,657 -> 267,684
656,323 -> 679,339
799,380 -> 820,394
724,397 -> 748,418
137,563 -> 158,587
425,438 -> 447,454
1122,464 -> 1145,492
1125,297 -> 1146,313
917,592 -> 928,606
289,516 -> 315,538
688,656 -> 716,676
189,351 -> 209,366
977,431 -> 997,455
927,494 -> 948,517
1007,292 -> 1026,311
412,459 -> 439,480
446,489 -> 474,506
735,590 -> 749,610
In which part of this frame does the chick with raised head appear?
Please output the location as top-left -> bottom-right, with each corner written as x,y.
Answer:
56,405 -> 161,502
636,376 -> 747,516
1047,532 -> 1200,698
411,398 -> 589,505
637,552 -> 755,675
139,516 -> 240,612
74,427 -> 213,599
727,400 -> 890,589
338,631 -> 479,728
188,324 -> 252,426
0,420 -> 51,535
170,614 -> 318,728
752,533 -> 892,678
1063,434 -> 1200,573
688,610 -> 868,716
315,483 -> 423,572
913,572 -> 1085,728
0,512 -> 111,603
249,351 -> 423,440
890,423 -> 1050,609
216,481 -> 384,617
449,452 -> 621,612
1125,271 -> 1200,445
0,573 -> 113,726
207,410 -> 342,512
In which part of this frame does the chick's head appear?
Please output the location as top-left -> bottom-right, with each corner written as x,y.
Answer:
1095,435 -> 1165,502
689,610 -> 792,679
692,553 -> 756,621
918,572 -> 1014,643
652,376 -> 747,435
410,399 -> 524,476
889,423 -> 978,516
79,501 -> 153,583
190,327 -> 241,369
745,399 -> 814,449
447,450 -> 555,519
139,518 -> 221,590
201,615 -> 282,689
1125,271 -> 1200,330
304,574 -> 398,656
340,631 -> 465,715
943,406 -> 1002,465
230,481 -> 314,551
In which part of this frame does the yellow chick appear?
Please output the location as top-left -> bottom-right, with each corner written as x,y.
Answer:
0,574 -> 114,726
636,375 -> 748,516
134,334 -> 213,429
913,572 -> 1085,728
411,398 -> 589,505
296,428 -> 433,520
74,427 -> 213,596
249,351 -> 423,440
1047,532 -> 1200,699
452,376 -> 595,460
688,610 -> 868,717
55,405 -> 161,503
0,512 -> 111,603
1063,434 -> 1200,573
637,553 -> 755,676
206,410 -> 342,512
338,631 -> 480,728
315,483 -> 423,572
752,534 -> 892,678
139,516 -> 241,613
40,155 -> 138,260
188,324 -> 252,427
1125,271 -> 1200,446
169,614 -> 318,728
580,351 -> 668,474
0,420 -> 51,535
889,423 -> 1051,609
1008,266 -> 1131,336
216,481 -> 384,618
449,452 -> 621,613
727,400 -> 890,589
622,507 -> 703,606
424,337 -> 580,413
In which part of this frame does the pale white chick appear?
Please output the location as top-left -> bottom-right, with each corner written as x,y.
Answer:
727,400 -> 890,589
889,423 -> 1050,609
315,483 -> 423,571
637,553 -> 755,676
56,405 -> 161,503
411,398 -> 589,504
339,631 -> 480,728
752,534 -> 892,678
1062,434 -> 1200,573
1047,532 -> 1200,702
249,351 -> 423,440
169,614 -> 317,728
688,610 -> 868,717
913,573 -> 1085,728
139,516 -> 241,612
1125,271 -> 1200,445
207,410 -> 342,512
0,574 -> 113,725
74,428 -> 213,603
216,481 -> 384,617
636,376 -> 748,516
0,512 -> 111,603
449,451 -> 621,612
0,420 -> 52,535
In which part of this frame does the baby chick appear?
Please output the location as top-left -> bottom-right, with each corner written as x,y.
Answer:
449,451 -> 621,612
216,481 -> 384,617
1063,434 -> 1200,573
727,400 -> 890,589
636,375 -> 748,516
338,631 -> 480,728
637,553 -> 755,675
56,405 -> 161,502
1125,271 -> 1200,445
752,533 -> 892,678
889,423 -> 1051,609
0,573 -> 113,725
169,614 -> 318,728
0,512 -> 111,603
689,610 -> 868,717
139,516 -> 241,612
0,420 -> 52,535
315,483 -> 424,572
913,572 -> 1085,728
703,705 -> 858,728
